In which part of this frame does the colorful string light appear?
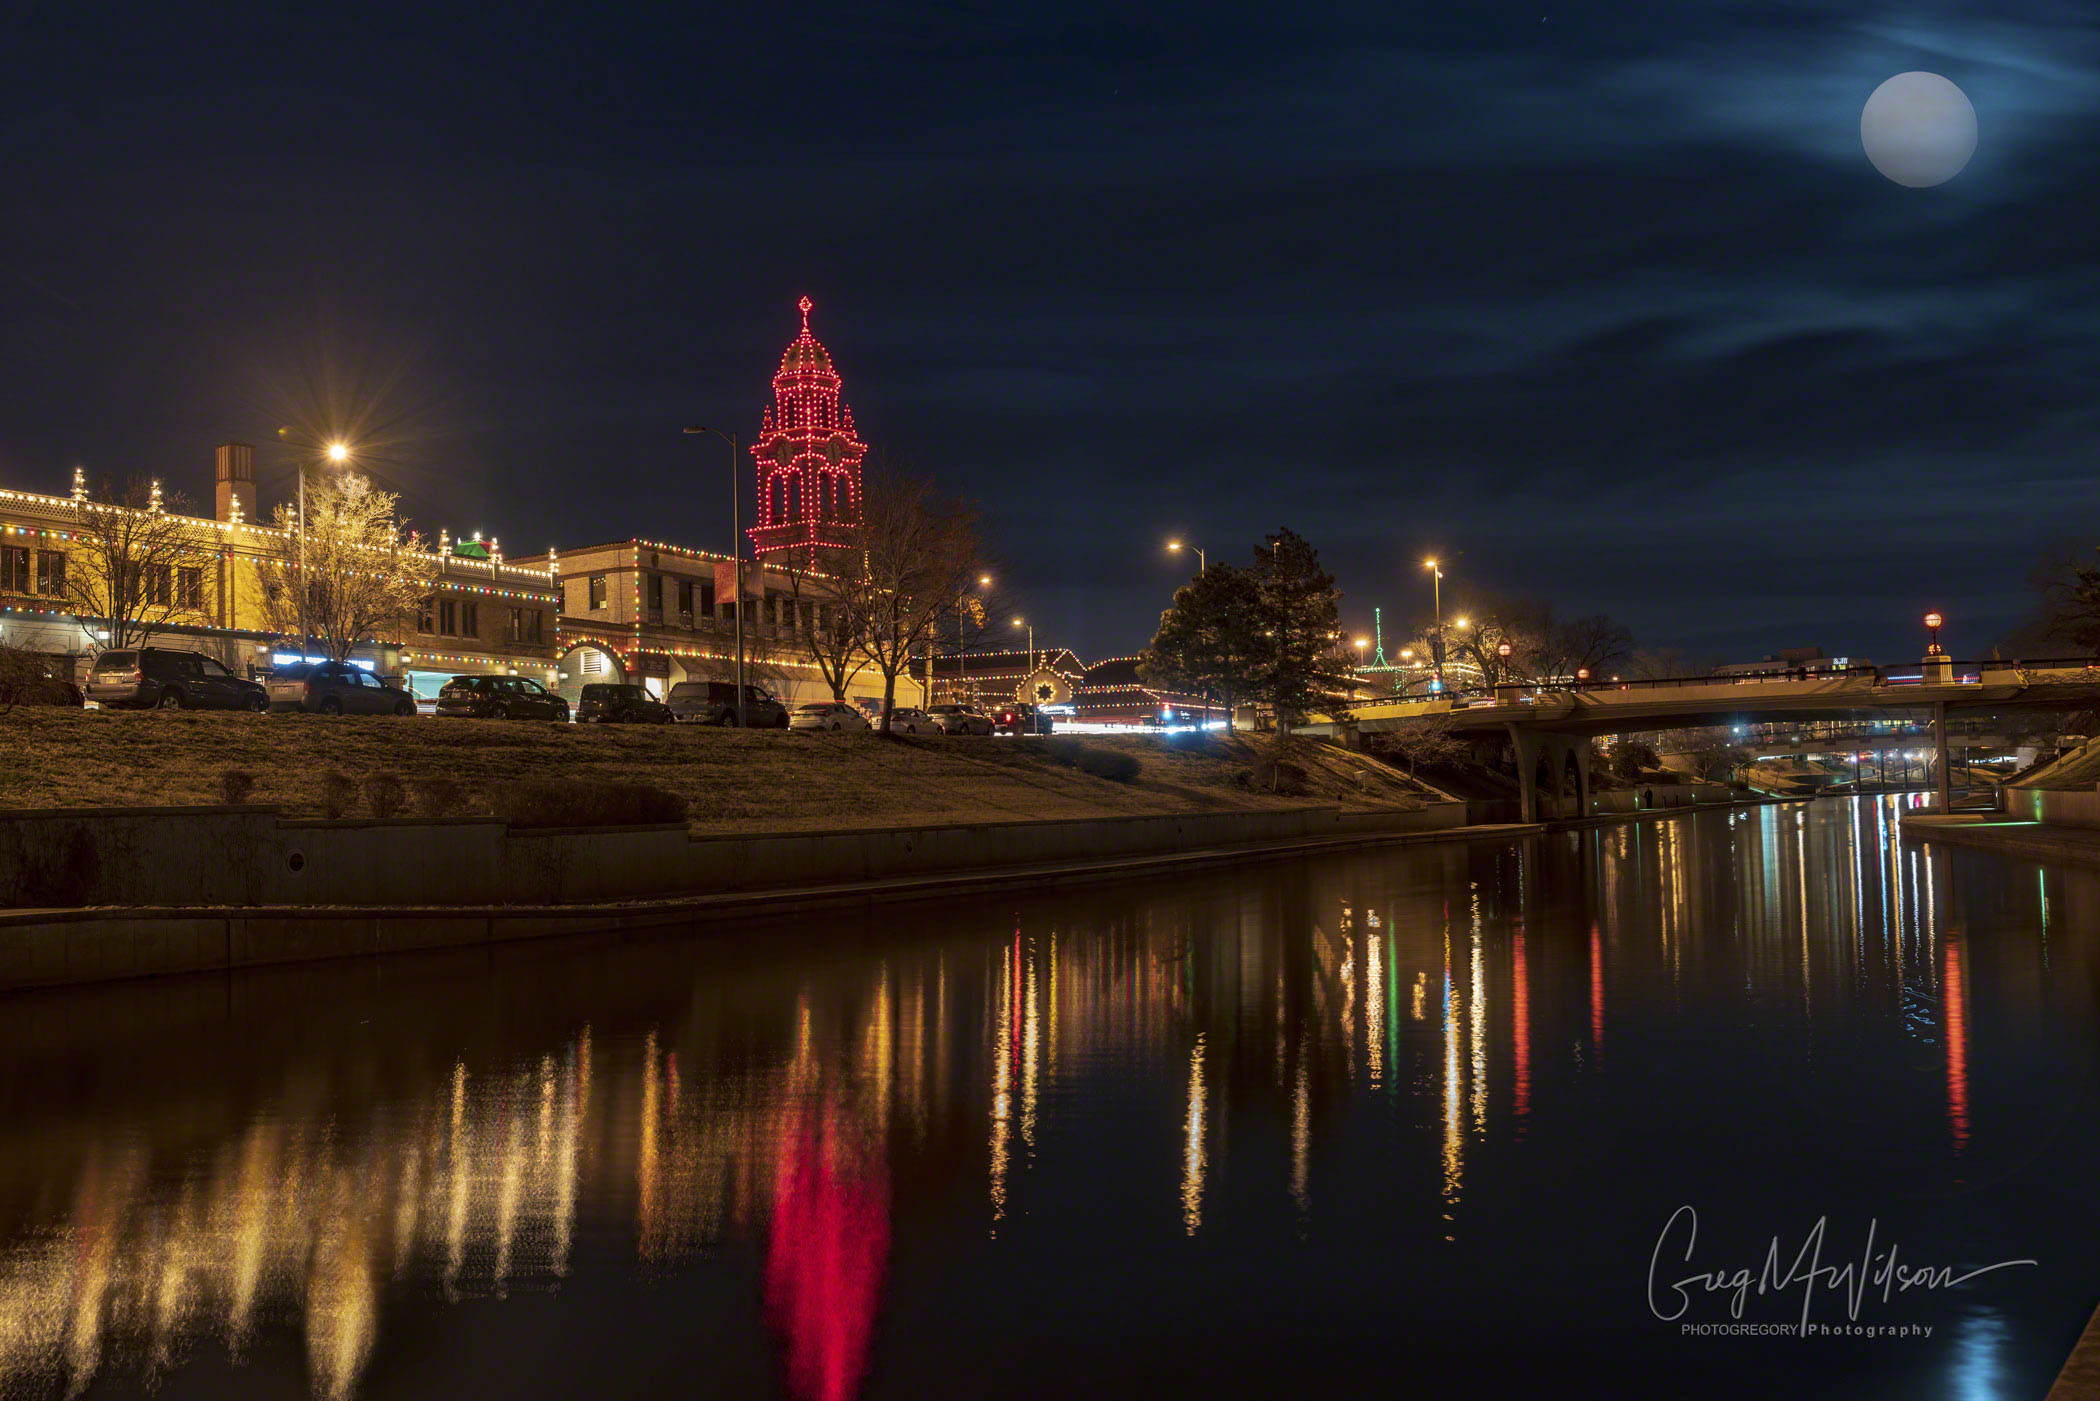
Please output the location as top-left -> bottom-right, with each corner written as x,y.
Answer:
748,296 -> 868,563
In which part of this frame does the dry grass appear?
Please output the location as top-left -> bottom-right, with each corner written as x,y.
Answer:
0,710 -> 1431,832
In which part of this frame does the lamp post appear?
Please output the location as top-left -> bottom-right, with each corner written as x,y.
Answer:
292,440 -> 351,663
1496,640 -> 1513,701
1013,617 -> 1033,676
1423,558 -> 1444,688
684,426 -> 746,727
1924,610 -> 1945,656
1166,539 -> 1204,574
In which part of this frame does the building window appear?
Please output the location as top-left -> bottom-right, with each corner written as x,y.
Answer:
419,597 -> 435,633
678,579 -> 693,618
178,567 -> 203,610
508,607 -> 523,643
0,547 -> 27,594
698,580 -> 715,615
461,602 -> 478,636
150,565 -> 172,606
439,599 -> 457,635
647,574 -> 663,612
528,610 -> 545,643
588,575 -> 608,609
36,551 -> 63,597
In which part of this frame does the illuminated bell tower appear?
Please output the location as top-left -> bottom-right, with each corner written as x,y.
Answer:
748,296 -> 868,563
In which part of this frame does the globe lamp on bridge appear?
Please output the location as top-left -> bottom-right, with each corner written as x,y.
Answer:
1924,611 -> 1945,656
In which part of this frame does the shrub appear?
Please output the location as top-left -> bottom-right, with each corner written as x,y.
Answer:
363,772 -> 408,820
492,780 -> 689,829
318,772 -> 360,819
218,771 -> 258,806
411,776 -> 467,818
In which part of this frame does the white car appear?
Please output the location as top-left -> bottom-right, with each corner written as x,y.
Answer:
887,706 -> 936,734
789,701 -> 871,733
925,703 -> 994,735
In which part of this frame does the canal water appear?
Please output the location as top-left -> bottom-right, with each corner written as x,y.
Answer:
1,797 -> 2095,1400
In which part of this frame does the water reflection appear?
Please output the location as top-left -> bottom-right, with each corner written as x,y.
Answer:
0,797 -> 2093,1399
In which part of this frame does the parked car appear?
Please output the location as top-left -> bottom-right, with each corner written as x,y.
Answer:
992,702 -> 1053,736
577,683 -> 674,724
666,680 -> 790,727
925,703 -> 993,736
885,706 -> 939,734
268,660 -> 415,715
789,700 -> 871,733
434,674 -> 571,722
85,647 -> 268,711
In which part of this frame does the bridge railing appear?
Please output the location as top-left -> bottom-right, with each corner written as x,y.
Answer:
1351,657 -> 2100,712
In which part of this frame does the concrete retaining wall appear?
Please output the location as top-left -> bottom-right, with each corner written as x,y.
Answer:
0,800 -> 1499,992
0,801 -> 1470,911
2004,787 -> 2100,829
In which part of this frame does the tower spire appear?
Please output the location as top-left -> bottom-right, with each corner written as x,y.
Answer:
798,294 -> 813,331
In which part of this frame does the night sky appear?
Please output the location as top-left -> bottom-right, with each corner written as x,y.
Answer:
1,2 -> 2091,665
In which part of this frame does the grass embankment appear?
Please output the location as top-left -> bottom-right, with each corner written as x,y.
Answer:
0,710 -> 1434,833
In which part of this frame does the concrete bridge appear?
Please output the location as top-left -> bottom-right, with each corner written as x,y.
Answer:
1305,659 -> 2100,824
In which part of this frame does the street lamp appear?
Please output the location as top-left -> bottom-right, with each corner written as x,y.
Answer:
1013,616 -> 1035,679
1424,558 -> 1445,687
1924,610 -> 1945,656
1167,539 -> 1205,574
684,426 -> 746,727
293,439 -> 352,663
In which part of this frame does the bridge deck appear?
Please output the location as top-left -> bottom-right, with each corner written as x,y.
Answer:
1312,666 -> 2100,739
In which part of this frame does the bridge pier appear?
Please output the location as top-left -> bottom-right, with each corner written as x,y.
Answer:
1509,725 -> 1591,824
1934,701 -> 1951,813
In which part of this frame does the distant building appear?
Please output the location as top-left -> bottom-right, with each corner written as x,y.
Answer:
1711,646 -> 1865,678
923,650 -> 1225,728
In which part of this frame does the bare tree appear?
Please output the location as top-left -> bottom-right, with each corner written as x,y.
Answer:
1375,710 -> 1468,778
257,472 -> 434,662
846,470 -> 983,734
62,475 -> 215,652
772,546 -> 872,700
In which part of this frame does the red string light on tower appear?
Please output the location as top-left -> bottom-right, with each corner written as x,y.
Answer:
747,295 -> 868,565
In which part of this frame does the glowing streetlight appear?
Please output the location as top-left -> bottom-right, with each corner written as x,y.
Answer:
287,436 -> 352,663
1013,616 -> 1034,673
1167,539 -> 1205,573
1924,611 -> 1945,656
1424,558 -> 1446,687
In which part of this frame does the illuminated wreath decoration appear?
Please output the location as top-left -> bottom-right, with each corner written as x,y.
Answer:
1019,669 -> 1071,706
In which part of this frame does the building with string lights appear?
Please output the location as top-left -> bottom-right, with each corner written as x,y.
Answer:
925,649 -> 1227,729
0,443 -> 559,697
523,297 -> 892,710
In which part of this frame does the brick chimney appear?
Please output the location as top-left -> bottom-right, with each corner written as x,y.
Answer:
215,442 -> 255,524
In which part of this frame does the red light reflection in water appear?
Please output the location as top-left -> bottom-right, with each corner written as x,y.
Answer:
1944,939 -> 1969,1152
1588,922 -> 1604,1066
1512,927 -> 1530,1125
764,1114 -> 891,1401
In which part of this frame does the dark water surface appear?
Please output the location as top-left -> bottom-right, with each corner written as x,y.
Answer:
3,797 -> 2098,1400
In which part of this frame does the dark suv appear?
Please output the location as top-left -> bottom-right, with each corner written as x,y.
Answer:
666,680 -> 789,727
577,683 -> 673,724
86,648 -> 268,711
992,702 -> 1053,736
435,675 -> 570,722
268,660 -> 416,715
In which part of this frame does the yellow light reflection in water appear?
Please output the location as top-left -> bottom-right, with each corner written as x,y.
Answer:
1181,1034 -> 1207,1234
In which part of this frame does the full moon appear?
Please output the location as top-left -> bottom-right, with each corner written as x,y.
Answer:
1860,72 -> 1977,187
